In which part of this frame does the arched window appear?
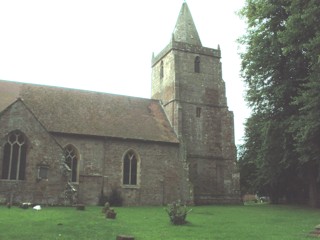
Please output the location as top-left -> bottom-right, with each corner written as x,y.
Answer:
160,61 -> 164,79
194,56 -> 200,73
123,150 -> 138,185
65,145 -> 79,182
2,130 -> 27,180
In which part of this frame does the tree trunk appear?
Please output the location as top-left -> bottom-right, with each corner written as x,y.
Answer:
308,164 -> 319,208
308,179 -> 318,208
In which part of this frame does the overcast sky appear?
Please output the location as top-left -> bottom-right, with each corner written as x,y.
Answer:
0,0 -> 250,146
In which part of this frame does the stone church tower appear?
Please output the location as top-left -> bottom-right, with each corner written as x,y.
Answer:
151,2 -> 240,204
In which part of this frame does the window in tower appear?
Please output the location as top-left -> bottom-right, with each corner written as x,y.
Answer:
196,107 -> 202,118
194,56 -> 200,73
160,61 -> 164,79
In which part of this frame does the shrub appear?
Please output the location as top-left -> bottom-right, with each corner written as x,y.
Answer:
101,201 -> 117,219
102,202 -> 110,213
107,188 -> 123,207
106,208 -> 117,219
165,201 -> 191,225
98,190 -> 108,206
98,188 -> 123,207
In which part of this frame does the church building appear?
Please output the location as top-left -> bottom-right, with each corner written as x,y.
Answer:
0,2 -> 240,206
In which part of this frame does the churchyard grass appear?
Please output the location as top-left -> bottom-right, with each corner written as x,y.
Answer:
0,204 -> 319,239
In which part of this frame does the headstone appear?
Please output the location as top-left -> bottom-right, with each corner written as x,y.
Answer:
75,204 -> 85,210
309,224 -> 320,237
116,235 -> 134,240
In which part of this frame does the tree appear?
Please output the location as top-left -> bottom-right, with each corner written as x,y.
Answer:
238,0 -> 320,205
284,0 -> 320,207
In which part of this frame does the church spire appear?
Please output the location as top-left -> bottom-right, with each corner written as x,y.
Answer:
172,2 -> 202,46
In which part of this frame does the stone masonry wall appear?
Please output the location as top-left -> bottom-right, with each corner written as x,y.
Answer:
151,41 -> 241,204
0,101 -> 189,206
0,101 -> 68,205
53,134 -> 189,206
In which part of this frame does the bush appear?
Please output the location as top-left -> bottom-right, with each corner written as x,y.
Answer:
102,202 -> 110,213
108,188 -> 123,206
101,202 -> 117,219
98,190 -> 108,206
165,201 -> 191,225
98,188 -> 123,207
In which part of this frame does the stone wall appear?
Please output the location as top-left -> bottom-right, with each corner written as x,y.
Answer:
151,40 -> 241,205
0,100 -> 190,206
0,100 -> 68,205
53,134 -> 190,205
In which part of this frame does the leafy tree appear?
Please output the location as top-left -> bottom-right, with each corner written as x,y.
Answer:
284,0 -> 320,207
238,115 -> 261,196
238,0 -> 320,205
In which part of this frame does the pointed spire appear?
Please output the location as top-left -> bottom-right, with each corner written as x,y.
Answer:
172,2 -> 202,46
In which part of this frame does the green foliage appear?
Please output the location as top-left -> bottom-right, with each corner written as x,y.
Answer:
102,201 -> 110,212
238,0 -> 320,206
1,205 -> 320,239
165,201 -> 191,225
107,188 -> 123,207
98,190 -> 108,206
98,188 -> 123,207
102,201 -> 117,219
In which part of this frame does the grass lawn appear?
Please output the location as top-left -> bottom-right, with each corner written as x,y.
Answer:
0,204 -> 319,239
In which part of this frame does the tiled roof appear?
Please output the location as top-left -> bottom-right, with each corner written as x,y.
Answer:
0,80 -> 179,143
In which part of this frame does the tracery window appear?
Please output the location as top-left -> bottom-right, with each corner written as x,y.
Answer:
194,56 -> 200,73
123,150 -> 138,185
2,130 -> 27,180
65,145 -> 78,182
